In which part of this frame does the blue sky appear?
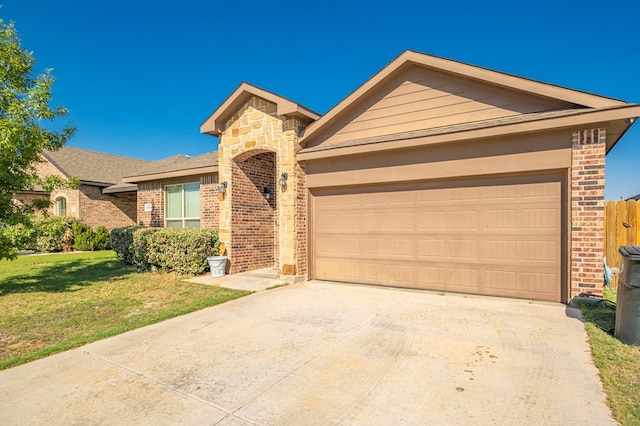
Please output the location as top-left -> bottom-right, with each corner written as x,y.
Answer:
3,0 -> 639,199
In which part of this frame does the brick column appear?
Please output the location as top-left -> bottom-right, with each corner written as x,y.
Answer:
136,181 -> 163,227
570,128 -> 606,298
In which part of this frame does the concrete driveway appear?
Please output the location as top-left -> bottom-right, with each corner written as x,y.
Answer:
0,281 -> 614,425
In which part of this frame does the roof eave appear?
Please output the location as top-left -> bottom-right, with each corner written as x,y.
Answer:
123,165 -> 219,183
80,180 -> 114,187
102,184 -> 138,194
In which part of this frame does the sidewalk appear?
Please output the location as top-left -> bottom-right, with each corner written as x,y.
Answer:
185,267 -> 285,292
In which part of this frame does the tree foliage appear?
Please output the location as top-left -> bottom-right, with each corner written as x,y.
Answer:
0,16 -> 76,259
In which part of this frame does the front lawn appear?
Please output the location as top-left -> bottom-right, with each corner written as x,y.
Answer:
580,290 -> 640,425
0,251 -> 250,370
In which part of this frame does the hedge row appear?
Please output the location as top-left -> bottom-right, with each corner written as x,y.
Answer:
110,226 -> 220,275
28,217 -> 111,252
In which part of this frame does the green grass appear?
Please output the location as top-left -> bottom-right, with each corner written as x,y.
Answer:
0,251 -> 250,370
579,289 -> 640,425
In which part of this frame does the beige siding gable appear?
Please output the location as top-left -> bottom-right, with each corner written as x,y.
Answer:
307,66 -> 578,148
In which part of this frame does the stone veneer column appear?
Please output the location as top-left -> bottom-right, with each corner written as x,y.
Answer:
570,128 -> 606,298
218,96 -> 310,281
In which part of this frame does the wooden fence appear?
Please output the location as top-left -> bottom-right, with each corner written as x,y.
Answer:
604,199 -> 639,289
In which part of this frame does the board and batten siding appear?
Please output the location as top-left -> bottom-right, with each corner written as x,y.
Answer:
308,66 -> 577,148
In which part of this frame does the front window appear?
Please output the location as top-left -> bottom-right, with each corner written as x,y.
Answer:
54,196 -> 67,216
165,183 -> 200,229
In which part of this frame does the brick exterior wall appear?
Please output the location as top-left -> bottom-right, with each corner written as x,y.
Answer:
200,174 -> 219,230
12,192 -> 50,210
295,163 -> 308,276
78,185 -> 137,229
230,151 -> 276,272
136,181 -> 164,227
570,128 -> 606,298
218,96 -> 312,280
136,175 -> 219,229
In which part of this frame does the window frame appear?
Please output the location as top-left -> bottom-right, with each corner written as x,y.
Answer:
164,183 -> 200,229
54,196 -> 67,217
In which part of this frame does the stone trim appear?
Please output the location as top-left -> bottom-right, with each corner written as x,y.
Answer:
217,96 -> 311,277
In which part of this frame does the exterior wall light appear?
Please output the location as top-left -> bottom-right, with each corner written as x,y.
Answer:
263,187 -> 271,199
279,172 -> 288,188
218,181 -> 228,194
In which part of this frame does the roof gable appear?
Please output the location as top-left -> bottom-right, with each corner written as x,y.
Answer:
300,50 -> 628,148
200,82 -> 320,136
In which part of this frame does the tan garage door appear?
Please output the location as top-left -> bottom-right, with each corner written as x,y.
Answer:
311,174 -> 563,302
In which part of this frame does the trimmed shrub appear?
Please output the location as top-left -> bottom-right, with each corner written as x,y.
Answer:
131,227 -> 159,271
35,217 -> 74,252
110,226 -> 141,265
146,228 -> 219,275
72,222 -> 95,251
109,226 -> 219,275
94,226 -> 111,251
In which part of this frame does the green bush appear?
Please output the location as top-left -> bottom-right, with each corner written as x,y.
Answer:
72,222 -> 95,251
110,226 -> 219,275
110,226 -> 141,265
94,226 -> 111,251
35,217 -> 74,252
131,227 -> 159,271
146,228 -> 219,275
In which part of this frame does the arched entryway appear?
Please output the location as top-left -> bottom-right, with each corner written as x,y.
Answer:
230,150 -> 277,273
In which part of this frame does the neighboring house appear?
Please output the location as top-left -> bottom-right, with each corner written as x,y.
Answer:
127,50 -> 640,303
627,193 -> 640,201
14,147 -> 151,229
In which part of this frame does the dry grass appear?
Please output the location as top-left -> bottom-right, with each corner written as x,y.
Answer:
580,288 -> 640,425
585,323 -> 640,425
0,251 -> 250,370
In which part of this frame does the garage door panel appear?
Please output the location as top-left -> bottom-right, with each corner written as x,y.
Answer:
520,272 -> 557,295
485,209 -> 518,229
418,212 -> 446,230
416,189 -> 447,203
448,210 -> 478,230
417,238 -> 447,258
521,240 -> 557,262
484,185 -> 518,200
484,270 -> 518,292
312,174 -> 562,302
521,182 -> 559,198
447,268 -> 479,289
449,187 -> 478,201
417,266 -> 446,285
316,235 -> 360,256
448,239 -> 478,260
483,240 -> 518,261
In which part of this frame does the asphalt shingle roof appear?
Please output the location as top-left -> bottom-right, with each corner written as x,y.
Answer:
43,147 -> 152,185
125,152 -> 217,179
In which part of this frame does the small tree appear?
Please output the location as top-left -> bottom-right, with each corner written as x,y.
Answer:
0,16 -> 77,259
